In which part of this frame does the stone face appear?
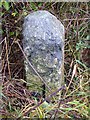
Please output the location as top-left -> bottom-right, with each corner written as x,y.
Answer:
23,10 -> 64,95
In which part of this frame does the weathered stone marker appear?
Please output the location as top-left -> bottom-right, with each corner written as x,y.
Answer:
23,10 -> 64,98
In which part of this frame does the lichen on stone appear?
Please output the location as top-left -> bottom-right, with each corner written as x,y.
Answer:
23,10 -> 64,95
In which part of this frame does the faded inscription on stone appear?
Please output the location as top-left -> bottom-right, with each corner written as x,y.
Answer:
23,10 -> 64,94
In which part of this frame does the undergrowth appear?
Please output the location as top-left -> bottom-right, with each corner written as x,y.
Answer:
0,2 -> 90,119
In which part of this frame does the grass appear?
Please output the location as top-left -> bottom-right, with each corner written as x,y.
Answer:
0,2 -> 90,119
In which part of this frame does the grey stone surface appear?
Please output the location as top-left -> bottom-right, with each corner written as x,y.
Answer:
23,10 -> 64,95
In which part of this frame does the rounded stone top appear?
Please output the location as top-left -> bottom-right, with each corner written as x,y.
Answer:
26,10 -> 53,18
23,10 -> 64,42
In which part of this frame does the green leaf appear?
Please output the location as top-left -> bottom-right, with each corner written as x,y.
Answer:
86,35 -> 90,40
76,60 -> 86,68
30,3 -> 37,11
9,102 -> 12,111
0,93 -> 7,99
3,2 -> 9,11
10,32 -> 15,36
41,101 -> 50,109
36,107 -> 45,118
75,103 -> 86,109
0,2 -> 2,8
68,100 -> 79,105
0,12 -> 4,17
0,28 -> 4,34
12,12 -> 17,17
76,91 -> 86,96
38,3 -> 43,7
23,11 -> 28,16
60,107 -> 77,111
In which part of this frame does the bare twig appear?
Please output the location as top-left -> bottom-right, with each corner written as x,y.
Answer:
22,85 -> 65,116
5,37 -> 11,79
64,64 -> 77,97
63,17 -> 90,21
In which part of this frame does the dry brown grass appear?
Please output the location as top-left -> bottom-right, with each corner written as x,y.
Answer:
0,2 -> 90,119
